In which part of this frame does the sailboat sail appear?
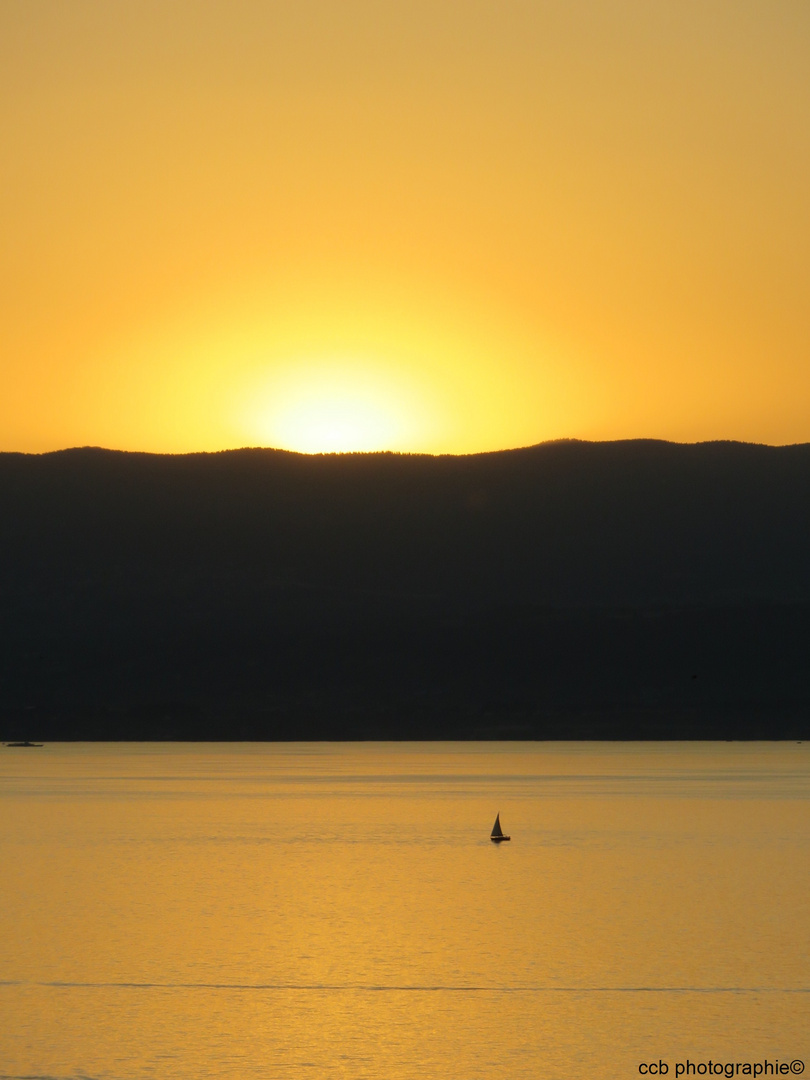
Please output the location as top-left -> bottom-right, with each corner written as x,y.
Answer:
491,813 -> 504,838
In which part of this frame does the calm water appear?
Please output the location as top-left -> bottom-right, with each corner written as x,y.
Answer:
1,742 -> 809,1079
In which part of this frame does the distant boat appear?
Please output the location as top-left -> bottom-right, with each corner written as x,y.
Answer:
490,813 -> 510,843
3,741 -> 43,748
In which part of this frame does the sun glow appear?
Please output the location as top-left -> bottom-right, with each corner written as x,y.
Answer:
50,260 -> 578,456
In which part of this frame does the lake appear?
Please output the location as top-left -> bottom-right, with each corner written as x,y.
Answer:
1,742 -> 809,1079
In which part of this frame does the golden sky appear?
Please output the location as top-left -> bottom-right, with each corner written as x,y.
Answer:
2,1 -> 809,454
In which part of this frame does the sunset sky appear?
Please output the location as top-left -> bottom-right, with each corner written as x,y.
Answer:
2,1 -> 808,454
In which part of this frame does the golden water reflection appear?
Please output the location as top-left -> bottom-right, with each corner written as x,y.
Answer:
1,742 -> 808,1078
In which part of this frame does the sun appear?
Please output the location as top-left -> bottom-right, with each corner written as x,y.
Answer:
274,388 -> 403,454
244,360 -> 432,454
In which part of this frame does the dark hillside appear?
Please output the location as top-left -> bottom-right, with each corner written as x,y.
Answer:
1,440 -> 809,739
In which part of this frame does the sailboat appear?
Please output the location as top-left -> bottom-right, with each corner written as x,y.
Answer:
490,813 -> 510,843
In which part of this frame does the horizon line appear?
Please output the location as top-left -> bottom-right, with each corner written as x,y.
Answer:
3,436 -> 810,460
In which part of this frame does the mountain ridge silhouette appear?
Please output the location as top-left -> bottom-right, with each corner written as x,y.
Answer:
2,439 -> 809,739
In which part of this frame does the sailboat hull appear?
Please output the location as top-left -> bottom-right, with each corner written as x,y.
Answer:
490,835 -> 510,842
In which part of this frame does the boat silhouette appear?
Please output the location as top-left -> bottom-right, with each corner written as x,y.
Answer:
490,813 -> 510,842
